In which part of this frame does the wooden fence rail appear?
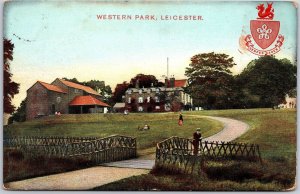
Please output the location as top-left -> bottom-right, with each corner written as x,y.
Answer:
155,136 -> 262,174
4,135 -> 137,164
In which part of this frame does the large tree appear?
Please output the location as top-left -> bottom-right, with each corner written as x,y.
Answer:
83,80 -> 112,100
185,52 -> 236,109
129,74 -> 164,88
112,81 -> 129,103
236,56 -> 296,108
62,77 -> 80,84
8,98 -> 26,124
4,39 -> 20,114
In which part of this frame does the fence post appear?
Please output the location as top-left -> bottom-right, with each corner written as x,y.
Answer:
256,144 -> 263,164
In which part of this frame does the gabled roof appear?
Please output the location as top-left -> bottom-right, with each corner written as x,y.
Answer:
174,79 -> 187,87
69,95 -> 110,107
58,79 -> 100,96
113,102 -> 126,108
37,81 -> 67,94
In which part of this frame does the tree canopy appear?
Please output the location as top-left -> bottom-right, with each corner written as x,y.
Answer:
129,73 -> 164,88
185,52 -> 236,109
8,98 -> 26,124
112,73 -> 165,103
236,56 -> 296,108
4,39 -> 20,114
112,81 -> 129,103
84,80 -> 112,98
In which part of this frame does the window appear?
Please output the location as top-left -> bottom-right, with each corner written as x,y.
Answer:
155,96 -> 159,103
138,97 -> 143,103
56,97 -> 61,103
138,106 -> 143,112
128,97 -> 131,103
147,96 -> 151,103
75,89 -> 79,93
165,103 -> 171,111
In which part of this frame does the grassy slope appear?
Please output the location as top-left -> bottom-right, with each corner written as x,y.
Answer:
3,112 -> 223,182
94,108 -> 296,191
4,113 -> 223,154
185,109 -> 296,162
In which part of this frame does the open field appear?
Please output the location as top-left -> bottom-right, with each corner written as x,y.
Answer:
3,112 -> 222,182
4,113 -> 223,153
94,108 -> 296,191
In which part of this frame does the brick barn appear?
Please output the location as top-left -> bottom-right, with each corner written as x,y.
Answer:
26,78 -> 110,120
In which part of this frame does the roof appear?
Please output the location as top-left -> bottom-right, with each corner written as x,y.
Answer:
59,79 -> 100,96
69,95 -> 110,107
174,79 -> 187,87
38,81 -> 67,94
125,87 -> 183,94
113,103 -> 126,108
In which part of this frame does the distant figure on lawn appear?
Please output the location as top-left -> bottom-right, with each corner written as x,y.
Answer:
138,124 -> 150,131
143,124 -> 150,130
178,112 -> 183,126
193,128 -> 202,155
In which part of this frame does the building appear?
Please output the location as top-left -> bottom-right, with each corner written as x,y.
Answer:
113,103 -> 126,113
124,77 -> 193,112
278,95 -> 296,109
26,78 -> 110,120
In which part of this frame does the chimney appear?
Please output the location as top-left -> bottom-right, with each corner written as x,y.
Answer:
165,78 -> 169,88
135,79 -> 139,89
170,77 -> 175,88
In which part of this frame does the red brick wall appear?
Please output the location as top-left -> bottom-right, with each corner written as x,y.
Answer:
26,82 -> 49,120
52,79 -> 84,114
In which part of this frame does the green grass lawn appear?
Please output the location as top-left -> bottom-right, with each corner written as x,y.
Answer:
94,108 -> 296,191
185,108 -> 296,164
4,109 -> 296,190
3,112 -> 223,182
4,112 -> 223,155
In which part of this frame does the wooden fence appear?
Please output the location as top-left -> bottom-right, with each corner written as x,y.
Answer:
155,136 -> 262,174
4,135 -> 137,164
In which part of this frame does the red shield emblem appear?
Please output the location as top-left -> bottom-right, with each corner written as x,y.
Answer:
250,20 -> 280,49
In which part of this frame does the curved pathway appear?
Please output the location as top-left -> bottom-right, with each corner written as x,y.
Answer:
101,115 -> 249,169
5,115 -> 249,190
192,115 -> 250,142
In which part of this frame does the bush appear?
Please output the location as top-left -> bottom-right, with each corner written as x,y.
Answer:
203,162 -> 263,182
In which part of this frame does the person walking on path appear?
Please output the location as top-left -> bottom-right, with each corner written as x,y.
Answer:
178,112 -> 183,126
193,128 -> 202,155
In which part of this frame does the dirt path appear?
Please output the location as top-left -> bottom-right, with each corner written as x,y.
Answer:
4,167 -> 149,190
191,115 -> 250,142
4,115 -> 249,190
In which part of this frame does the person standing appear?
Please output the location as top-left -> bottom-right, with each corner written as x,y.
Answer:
178,112 -> 183,126
193,128 -> 202,155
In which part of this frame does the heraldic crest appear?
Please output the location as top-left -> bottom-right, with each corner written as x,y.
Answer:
244,2 -> 284,56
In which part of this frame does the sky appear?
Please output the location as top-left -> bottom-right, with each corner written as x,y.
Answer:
3,1 -> 298,107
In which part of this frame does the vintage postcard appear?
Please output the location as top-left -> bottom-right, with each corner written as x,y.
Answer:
2,0 -> 297,191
